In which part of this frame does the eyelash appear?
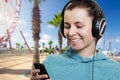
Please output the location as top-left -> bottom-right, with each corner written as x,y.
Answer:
77,26 -> 82,28
64,26 -> 70,29
64,25 -> 83,29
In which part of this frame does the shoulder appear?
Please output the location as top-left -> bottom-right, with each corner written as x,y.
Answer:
43,53 -> 67,63
108,58 -> 120,68
105,58 -> 120,74
45,54 -> 61,61
109,60 -> 120,78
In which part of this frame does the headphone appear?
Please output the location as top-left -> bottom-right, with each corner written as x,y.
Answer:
60,0 -> 106,39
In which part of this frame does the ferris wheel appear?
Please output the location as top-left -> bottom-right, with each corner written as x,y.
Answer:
0,0 -> 21,48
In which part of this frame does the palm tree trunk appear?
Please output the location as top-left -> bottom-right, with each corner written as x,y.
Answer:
31,40 -> 40,80
32,0 -> 41,66
31,0 -> 41,78
33,40 -> 40,63
58,30 -> 62,53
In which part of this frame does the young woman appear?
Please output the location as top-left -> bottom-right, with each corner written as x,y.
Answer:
31,0 -> 120,80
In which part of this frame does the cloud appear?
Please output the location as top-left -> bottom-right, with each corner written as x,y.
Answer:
11,36 -> 23,47
97,38 -> 104,46
62,38 -> 67,47
17,19 -> 27,30
40,34 -> 51,43
11,29 -> 33,48
18,19 -> 27,25
115,37 -> 120,43
47,24 -> 55,29
42,34 -> 51,40
39,33 -> 60,48
0,19 -> 26,38
21,31 -> 29,37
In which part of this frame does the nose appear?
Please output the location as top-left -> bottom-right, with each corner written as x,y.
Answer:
68,26 -> 77,36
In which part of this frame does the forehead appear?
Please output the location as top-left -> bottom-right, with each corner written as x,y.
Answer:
64,8 -> 92,22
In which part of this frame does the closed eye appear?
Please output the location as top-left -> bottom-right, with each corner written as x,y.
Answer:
75,22 -> 84,29
64,23 -> 70,29
64,26 -> 70,29
76,26 -> 83,28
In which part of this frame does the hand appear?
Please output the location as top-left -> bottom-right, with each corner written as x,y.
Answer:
30,69 -> 50,80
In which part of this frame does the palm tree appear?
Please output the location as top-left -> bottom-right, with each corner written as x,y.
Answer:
28,0 -> 45,78
23,43 -> 26,49
16,43 -> 20,50
48,40 -> 53,54
48,11 -> 62,53
42,42 -> 45,53
32,0 -> 40,63
28,0 -> 45,62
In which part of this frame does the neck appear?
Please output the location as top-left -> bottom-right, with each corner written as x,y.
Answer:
78,42 -> 96,58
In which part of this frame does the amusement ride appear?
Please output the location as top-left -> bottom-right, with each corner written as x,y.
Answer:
0,0 -> 21,49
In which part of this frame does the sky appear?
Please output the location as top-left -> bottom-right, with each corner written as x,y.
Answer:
1,0 -> 120,52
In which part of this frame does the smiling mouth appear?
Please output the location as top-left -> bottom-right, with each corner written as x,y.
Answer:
70,38 -> 81,42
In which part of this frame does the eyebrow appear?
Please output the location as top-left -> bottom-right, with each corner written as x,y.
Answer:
64,22 -> 70,26
64,21 -> 84,25
74,21 -> 83,25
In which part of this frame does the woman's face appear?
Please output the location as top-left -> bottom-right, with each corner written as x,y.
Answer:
64,8 -> 96,52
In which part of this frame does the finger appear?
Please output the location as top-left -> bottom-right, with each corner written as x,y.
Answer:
30,76 -> 39,80
37,74 -> 48,79
31,74 -> 48,80
46,79 -> 51,80
31,69 -> 40,76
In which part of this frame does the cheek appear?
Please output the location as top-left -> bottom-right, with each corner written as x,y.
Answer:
82,28 -> 93,38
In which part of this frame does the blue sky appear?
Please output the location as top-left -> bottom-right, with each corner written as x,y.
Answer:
5,0 -> 120,52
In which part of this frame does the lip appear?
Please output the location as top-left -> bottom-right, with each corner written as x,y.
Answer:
70,38 -> 81,42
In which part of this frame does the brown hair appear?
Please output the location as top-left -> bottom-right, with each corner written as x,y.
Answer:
63,0 -> 105,19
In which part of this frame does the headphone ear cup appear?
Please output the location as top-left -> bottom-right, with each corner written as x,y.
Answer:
60,19 -> 66,38
92,17 -> 106,39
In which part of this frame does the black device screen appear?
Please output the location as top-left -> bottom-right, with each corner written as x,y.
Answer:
34,63 -> 50,80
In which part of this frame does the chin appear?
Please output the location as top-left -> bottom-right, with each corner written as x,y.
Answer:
70,45 -> 83,51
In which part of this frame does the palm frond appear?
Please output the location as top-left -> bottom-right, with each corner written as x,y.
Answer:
48,11 -> 62,27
